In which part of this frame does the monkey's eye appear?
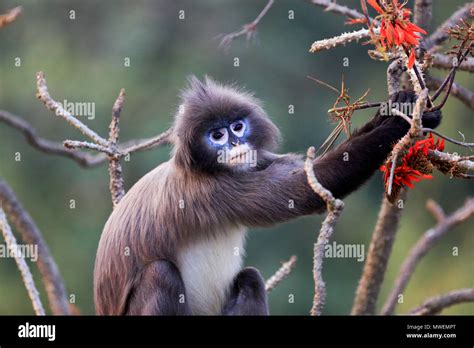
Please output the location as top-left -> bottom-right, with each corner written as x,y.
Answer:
230,120 -> 246,137
209,128 -> 228,145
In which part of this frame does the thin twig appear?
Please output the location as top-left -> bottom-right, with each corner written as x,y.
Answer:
0,180 -> 70,315
421,128 -> 474,148
0,109 -> 172,167
426,75 -> 474,110
310,0 -> 379,25
265,256 -> 298,293
409,288 -> 474,315
218,0 -> 274,50
121,128 -> 173,154
0,208 -> 45,315
382,198 -> 474,315
305,147 -> 344,316
426,199 -> 445,222
36,72 -> 110,148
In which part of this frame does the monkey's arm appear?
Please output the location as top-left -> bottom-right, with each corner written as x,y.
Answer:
230,92 -> 441,227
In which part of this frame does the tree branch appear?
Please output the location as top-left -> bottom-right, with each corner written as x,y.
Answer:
0,180 -> 70,315
309,29 -> 371,53
218,0 -> 274,50
0,110 -> 108,168
426,75 -> 474,110
36,72 -> 109,148
305,147 -> 344,316
351,191 -> 406,315
265,255 -> 298,293
0,6 -> 22,28
431,53 -> 474,73
414,0 -> 433,32
409,288 -> 474,315
310,0 -> 377,23
425,2 -> 474,50
382,198 -> 474,315
0,207 -> 45,315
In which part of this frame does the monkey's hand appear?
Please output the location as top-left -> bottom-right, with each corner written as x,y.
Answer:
355,91 -> 442,137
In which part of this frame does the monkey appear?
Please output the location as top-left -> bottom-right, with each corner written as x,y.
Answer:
93,76 -> 441,315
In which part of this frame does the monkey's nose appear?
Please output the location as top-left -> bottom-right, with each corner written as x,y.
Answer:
231,141 -> 239,147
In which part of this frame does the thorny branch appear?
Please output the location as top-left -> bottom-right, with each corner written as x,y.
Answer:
305,147 -> 344,316
382,198 -> 474,315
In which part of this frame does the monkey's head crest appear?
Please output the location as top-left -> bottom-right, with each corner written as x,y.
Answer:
171,76 -> 281,173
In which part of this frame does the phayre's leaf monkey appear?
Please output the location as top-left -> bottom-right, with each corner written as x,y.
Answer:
94,77 -> 441,315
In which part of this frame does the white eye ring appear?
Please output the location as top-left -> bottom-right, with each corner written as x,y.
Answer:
230,120 -> 246,137
209,128 -> 228,145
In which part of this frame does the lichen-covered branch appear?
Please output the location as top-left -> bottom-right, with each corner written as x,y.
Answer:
351,191 -> 406,315
382,198 -> 474,315
265,255 -> 297,293
409,288 -> 474,315
305,147 -> 344,316
0,180 -> 70,315
0,207 -> 45,315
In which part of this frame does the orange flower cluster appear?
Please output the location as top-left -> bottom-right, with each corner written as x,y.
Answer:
381,134 -> 445,193
349,0 -> 427,68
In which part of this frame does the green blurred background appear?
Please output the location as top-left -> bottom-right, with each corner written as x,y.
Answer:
0,0 -> 472,315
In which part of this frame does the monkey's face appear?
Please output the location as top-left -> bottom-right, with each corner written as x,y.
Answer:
173,76 -> 281,173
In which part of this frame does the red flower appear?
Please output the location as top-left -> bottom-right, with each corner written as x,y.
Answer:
380,134 -> 444,192
380,163 -> 432,189
351,0 -> 427,69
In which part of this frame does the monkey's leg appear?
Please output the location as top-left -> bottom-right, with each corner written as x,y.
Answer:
126,260 -> 191,315
222,267 -> 269,315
